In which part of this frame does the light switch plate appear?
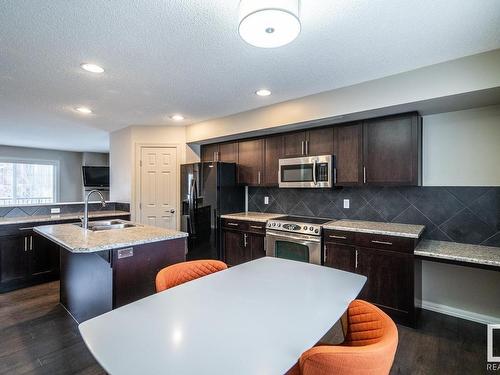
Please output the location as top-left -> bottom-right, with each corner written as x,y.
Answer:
264,196 -> 269,205
343,199 -> 350,209
50,208 -> 61,214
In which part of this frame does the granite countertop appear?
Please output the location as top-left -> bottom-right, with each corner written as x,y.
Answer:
34,222 -> 188,253
220,212 -> 285,223
323,219 -> 425,238
0,210 -> 130,226
415,240 -> 500,268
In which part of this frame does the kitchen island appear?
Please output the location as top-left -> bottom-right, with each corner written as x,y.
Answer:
34,221 -> 188,323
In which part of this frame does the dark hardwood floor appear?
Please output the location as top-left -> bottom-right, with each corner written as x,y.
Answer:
0,281 -> 489,374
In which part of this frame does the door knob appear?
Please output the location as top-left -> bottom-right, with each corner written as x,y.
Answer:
168,209 -> 176,214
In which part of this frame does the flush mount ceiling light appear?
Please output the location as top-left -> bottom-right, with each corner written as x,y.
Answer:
238,0 -> 301,48
80,63 -> 104,73
255,89 -> 272,96
170,114 -> 185,121
75,106 -> 92,114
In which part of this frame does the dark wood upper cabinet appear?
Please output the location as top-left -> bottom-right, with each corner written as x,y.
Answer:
201,144 -> 219,162
307,127 -> 334,156
263,135 -> 283,186
238,138 -> 264,186
334,123 -> 363,186
283,131 -> 307,158
283,128 -> 334,158
363,113 -> 422,186
218,142 -> 238,163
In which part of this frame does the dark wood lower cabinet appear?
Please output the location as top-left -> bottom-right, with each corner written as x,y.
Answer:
356,247 -> 413,323
323,242 -> 356,273
222,219 -> 266,266
323,229 -> 420,327
0,235 -> 28,291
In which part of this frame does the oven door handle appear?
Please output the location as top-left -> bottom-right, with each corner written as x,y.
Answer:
313,159 -> 317,185
266,230 -> 321,243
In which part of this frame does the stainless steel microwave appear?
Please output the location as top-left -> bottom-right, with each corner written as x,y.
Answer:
278,155 -> 334,188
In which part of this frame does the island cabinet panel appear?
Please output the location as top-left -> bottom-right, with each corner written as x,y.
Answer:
237,138 -> 264,186
60,238 -> 187,323
218,142 -> 238,163
307,127 -> 334,156
201,144 -> 219,162
363,113 -> 422,185
333,123 -> 363,186
113,238 -> 186,308
30,233 -> 60,279
322,229 -> 420,327
263,135 -> 284,186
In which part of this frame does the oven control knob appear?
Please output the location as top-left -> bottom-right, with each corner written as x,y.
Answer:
315,229 -> 319,234
310,226 -> 314,231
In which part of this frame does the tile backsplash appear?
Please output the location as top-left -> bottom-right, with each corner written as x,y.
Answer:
248,186 -> 500,247
0,202 -> 130,219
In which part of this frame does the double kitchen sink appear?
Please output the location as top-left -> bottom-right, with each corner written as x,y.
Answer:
75,219 -> 138,232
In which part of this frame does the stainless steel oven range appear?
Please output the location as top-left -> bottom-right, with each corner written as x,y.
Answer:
266,216 -> 330,265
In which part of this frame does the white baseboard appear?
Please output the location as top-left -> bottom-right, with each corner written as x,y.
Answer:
419,300 -> 500,325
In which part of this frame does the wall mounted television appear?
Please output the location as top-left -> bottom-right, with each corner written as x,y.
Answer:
82,166 -> 110,188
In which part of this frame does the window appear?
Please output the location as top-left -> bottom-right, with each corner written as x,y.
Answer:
0,160 -> 59,205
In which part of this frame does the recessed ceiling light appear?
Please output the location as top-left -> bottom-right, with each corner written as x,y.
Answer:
238,0 -> 301,48
80,63 -> 104,74
256,89 -> 272,97
75,106 -> 92,114
170,114 -> 185,121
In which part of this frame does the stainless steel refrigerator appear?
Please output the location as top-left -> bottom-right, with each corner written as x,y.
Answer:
180,162 -> 244,261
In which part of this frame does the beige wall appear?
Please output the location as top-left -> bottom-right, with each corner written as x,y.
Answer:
423,105 -> 500,186
109,125 -> 198,227
421,261 -> 500,323
186,49 -> 500,143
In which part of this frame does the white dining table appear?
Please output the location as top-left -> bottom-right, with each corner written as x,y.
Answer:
79,257 -> 366,375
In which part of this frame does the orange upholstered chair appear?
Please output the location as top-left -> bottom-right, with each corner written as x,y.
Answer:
289,299 -> 398,375
155,259 -> 227,292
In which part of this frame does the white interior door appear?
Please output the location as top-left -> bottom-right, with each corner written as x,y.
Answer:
139,147 -> 177,229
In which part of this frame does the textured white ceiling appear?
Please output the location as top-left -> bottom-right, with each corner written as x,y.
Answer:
0,0 -> 499,152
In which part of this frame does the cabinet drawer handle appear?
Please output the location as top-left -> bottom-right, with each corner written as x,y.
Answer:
355,249 -> 358,269
250,225 -> 263,229
371,240 -> 393,246
226,223 -> 239,227
24,237 -> 28,252
329,235 -> 347,240
19,227 -> 34,231
29,236 -> 33,251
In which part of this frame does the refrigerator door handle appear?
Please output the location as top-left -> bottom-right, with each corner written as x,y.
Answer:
189,178 -> 197,235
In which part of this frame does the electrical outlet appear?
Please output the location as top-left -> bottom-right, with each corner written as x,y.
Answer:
343,199 -> 350,209
264,196 -> 269,205
50,208 -> 61,214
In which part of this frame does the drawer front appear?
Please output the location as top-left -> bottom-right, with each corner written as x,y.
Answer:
222,219 -> 248,231
355,232 -> 414,253
245,221 -> 266,235
323,229 -> 356,245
